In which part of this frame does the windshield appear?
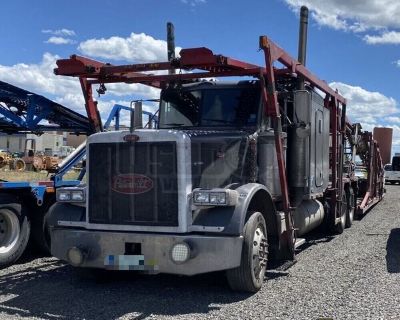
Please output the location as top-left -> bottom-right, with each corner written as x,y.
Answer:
159,86 -> 260,129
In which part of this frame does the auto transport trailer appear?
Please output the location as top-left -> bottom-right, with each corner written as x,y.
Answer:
48,8 -> 385,292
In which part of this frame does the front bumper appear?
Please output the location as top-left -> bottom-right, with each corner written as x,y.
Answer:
51,228 -> 243,275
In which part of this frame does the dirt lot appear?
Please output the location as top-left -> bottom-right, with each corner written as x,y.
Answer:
0,185 -> 399,320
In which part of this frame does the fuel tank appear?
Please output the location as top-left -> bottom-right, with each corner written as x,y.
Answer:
293,199 -> 325,236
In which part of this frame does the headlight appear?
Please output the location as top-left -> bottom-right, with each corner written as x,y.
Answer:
209,192 -> 226,204
71,190 -> 84,201
57,187 -> 86,202
192,188 -> 238,206
194,192 -> 210,204
58,190 -> 71,201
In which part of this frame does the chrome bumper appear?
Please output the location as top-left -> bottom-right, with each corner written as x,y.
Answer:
51,228 -> 243,275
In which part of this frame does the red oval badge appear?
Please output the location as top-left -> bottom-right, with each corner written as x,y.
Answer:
112,174 -> 153,194
123,134 -> 140,142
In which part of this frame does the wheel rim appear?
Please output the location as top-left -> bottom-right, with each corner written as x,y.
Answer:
349,207 -> 354,222
0,210 -> 20,254
252,225 -> 268,280
341,206 -> 346,226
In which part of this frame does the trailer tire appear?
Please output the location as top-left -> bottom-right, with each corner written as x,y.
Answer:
226,211 -> 268,292
345,188 -> 355,228
0,207 -> 30,266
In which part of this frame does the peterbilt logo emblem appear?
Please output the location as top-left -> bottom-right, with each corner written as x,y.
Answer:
112,174 -> 153,194
123,134 -> 140,142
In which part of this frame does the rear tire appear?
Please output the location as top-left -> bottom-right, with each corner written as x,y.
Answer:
0,207 -> 30,266
226,211 -> 268,292
345,188 -> 355,228
329,194 -> 346,234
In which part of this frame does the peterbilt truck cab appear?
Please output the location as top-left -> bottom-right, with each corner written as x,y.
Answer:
49,81 -> 279,291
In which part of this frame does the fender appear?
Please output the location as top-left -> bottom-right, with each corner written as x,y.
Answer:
46,202 -> 85,228
192,183 -> 277,236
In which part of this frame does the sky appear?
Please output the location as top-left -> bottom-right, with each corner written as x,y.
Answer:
0,0 -> 399,154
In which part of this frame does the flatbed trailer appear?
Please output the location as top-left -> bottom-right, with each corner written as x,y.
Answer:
48,10 -> 384,292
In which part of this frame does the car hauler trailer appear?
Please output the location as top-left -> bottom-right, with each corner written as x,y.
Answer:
0,80 -> 157,266
49,9 -> 384,292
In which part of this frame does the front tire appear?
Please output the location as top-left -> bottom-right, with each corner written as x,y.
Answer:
0,207 -> 30,266
226,211 -> 268,292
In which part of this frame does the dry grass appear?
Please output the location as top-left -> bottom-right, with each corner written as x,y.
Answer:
0,169 -> 81,182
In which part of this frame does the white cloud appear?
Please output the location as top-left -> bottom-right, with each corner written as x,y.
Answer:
0,53 -> 159,117
283,0 -> 400,45
329,82 -> 399,124
0,53 -> 80,97
181,0 -> 206,6
329,82 -> 400,154
42,28 -> 76,37
363,31 -> 400,45
284,0 -> 400,30
45,36 -> 76,45
386,116 -> 400,124
394,60 -> 400,67
55,93 -> 85,113
78,32 -> 181,62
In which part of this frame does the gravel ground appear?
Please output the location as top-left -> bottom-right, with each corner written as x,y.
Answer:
1,185 -> 399,320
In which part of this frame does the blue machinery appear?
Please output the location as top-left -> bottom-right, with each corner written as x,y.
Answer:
0,80 -> 90,134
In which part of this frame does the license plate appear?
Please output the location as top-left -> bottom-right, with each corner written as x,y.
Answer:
104,255 -> 158,271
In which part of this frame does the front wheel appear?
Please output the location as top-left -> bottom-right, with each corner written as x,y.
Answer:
226,211 -> 268,292
0,207 -> 30,266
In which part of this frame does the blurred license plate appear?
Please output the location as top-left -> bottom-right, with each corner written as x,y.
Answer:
104,255 -> 158,271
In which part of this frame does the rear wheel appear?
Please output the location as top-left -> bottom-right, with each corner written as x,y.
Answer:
329,194 -> 347,234
226,211 -> 268,292
0,207 -> 30,266
345,188 -> 355,228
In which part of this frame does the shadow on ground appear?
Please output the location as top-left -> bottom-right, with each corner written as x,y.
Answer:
0,259 -> 252,320
386,228 -> 400,273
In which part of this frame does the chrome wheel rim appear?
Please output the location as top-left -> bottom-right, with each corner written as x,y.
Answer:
349,207 -> 354,222
0,210 -> 20,254
252,226 -> 268,280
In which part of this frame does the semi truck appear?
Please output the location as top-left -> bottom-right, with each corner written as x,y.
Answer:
48,9 -> 384,292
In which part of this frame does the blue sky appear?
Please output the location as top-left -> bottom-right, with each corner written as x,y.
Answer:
0,0 -> 399,152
